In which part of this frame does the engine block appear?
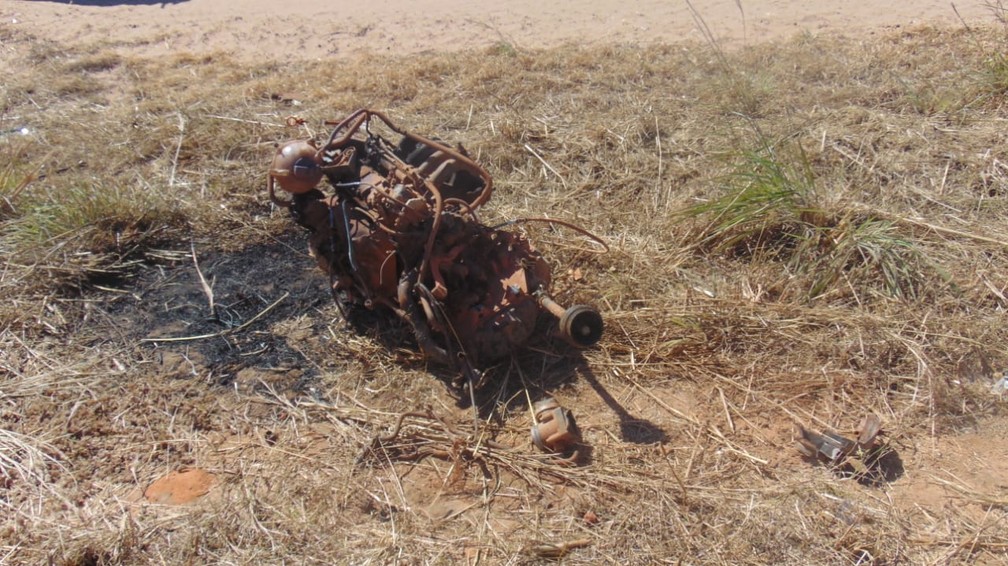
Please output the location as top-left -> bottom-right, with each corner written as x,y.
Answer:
268,109 -> 603,387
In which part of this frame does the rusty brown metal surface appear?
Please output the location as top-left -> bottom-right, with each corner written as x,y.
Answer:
530,397 -> 582,461
268,109 -> 604,388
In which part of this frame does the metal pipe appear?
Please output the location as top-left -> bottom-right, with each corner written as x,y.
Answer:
536,293 -> 604,348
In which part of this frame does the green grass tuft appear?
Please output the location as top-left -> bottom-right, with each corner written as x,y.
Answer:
802,216 -> 926,300
685,140 -> 932,301
1,147 -> 186,290
685,140 -> 818,257
980,51 -> 1008,96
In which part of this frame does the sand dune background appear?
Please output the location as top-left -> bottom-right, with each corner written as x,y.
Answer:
3,0 -> 999,60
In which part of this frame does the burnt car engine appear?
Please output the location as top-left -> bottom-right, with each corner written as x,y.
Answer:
268,109 -> 603,388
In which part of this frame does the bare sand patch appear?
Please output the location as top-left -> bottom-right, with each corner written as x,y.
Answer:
3,0 -> 999,60
143,468 -> 216,505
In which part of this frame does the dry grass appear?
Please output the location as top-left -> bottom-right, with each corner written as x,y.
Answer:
2,17 -> 1008,566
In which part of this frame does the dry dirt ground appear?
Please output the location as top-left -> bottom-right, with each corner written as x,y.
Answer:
2,1 -> 1008,565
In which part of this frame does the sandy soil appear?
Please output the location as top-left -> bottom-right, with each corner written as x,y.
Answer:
3,0 -> 999,60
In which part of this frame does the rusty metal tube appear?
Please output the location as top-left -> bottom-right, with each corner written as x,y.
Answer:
537,294 -> 603,348
397,271 -> 450,364
538,294 -> 568,319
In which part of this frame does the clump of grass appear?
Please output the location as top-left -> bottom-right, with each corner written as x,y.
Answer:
685,140 -> 929,301
0,147 -> 186,298
62,52 -> 122,74
944,1 -> 1008,106
6,181 -> 179,252
803,216 -> 926,300
979,51 -> 1008,97
0,150 -> 36,220
901,76 -> 967,115
0,428 -> 60,492
686,140 -> 818,256
487,40 -> 520,58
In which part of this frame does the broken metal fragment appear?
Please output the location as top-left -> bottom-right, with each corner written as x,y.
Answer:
992,370 -> 1008,394
531,397 -> 581,459
796,413 -> 882,466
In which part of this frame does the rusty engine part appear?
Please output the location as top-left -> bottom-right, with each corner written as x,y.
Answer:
269,109 -> 604,388
530,397 -> 581,460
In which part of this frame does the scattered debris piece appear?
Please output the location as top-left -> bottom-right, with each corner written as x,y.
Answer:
992,370 -> 1008,395
796,414 -> 881,466
531,397 -> 581,461
0,126 -> 31,138
268,109 -> 604,390
353,409 -> 597,487
795,414 -> 903,485
143,468 -> 216,505
269,92 -> 303,105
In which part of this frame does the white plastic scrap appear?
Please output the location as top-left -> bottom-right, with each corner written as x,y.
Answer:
993,371 -> 1008,395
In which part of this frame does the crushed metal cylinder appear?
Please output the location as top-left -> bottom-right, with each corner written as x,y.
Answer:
268,109 -> 603,386
531,397 -> 581,460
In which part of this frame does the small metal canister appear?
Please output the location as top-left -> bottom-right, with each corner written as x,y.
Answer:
531,397 -> 581,456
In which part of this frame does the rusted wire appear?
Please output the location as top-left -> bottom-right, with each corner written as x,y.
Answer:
320,109 -> 369,152
443,197 -> 480,222
324,109 -> 493,207
491,217 -> 610,253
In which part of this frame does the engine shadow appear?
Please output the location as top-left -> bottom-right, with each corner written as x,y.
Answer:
103,234 -> 338,396
478,348 -> 668,451
577,363 -> 668,445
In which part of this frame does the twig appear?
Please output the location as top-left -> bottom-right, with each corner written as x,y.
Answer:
169,112 -> 185,188
525,538 -> 592,559
952,2 -> 973,32
932,474 -> 1008,507
626,373 -> 768,466
655,114 -> 663,210
717,386 -> 735,434
624,373 -> 699,426
190,241 -> 215,318
206,114 -> 286,128
898,216 -> 1008,249
490,217 -> 609,253
523,143 -> 568,190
